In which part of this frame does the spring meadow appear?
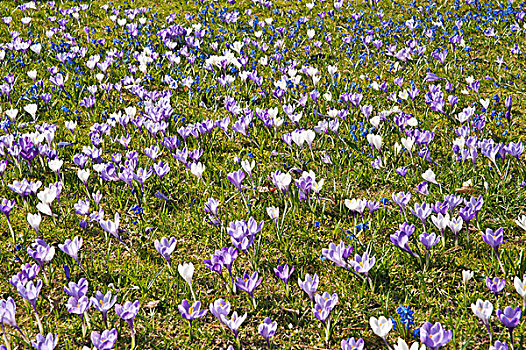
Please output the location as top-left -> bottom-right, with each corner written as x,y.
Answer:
1,0 -> 526,348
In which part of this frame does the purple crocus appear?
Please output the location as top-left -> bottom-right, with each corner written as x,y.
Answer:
31,333 -> 58,350
481,228 -> 504,255
490,341 -> 509,350
497,306 -> 521,343
154,237 -> 177,266
392,191 -> 411,215
91,329 -> 118,350
64,278 -> 89,298
91,291 -> 117,329
220,311 -> 247,340
419,322 -> 452,349
227,169 -> 246,191
0,297 -> 28,341
66,296 -> 91,315
486,277 -> 506,296
322,241 -> 353,269
274,264 -> 294,296
258,317 -> 277,349
410,202 -> 432,228
27,239 -> 55,268
209,298 -> 231,323
115,300 -> 140,348
350,252 -> 376,278
313,292 -> 339,342
341,337 -> 365,350
298,273 -> 319,303
178,299 -> 208,335
58,236 -> 83,266
235,272 -> 262,307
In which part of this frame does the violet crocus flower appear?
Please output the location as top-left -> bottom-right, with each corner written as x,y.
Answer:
313,292 -> 339,343
490,341 -> 509,350
91,291 -> 117,329
58,236 -> 83,266
481,227 -> 504,255
258,317 -> 277,349
322,241 -> 353,269
341,337 -> 365,350
419,322 -> 452,349
154,237 -> 177,266
419,232 -> 440,251
66,296 -> 91,315
410,202 -> 432,228
235,272 -> 262,307
274,264 -> 294,296
64,278 -> 89,298
178,300 -> 208,334
298,273 -> 319,303
209,298 -> 231,323
27,239 -> 55,268
350,252 -> 376,278
220,311 -> 247,340
392,191 -> 411,215
0,297 -> 28,341
486,277 -> 506,296
115,300 -> 140,348
31,333 -> 58,350
497,306 -> 521,344
17,279 -> 43,333
227,169 -> 246,191
91,329 -> 118,350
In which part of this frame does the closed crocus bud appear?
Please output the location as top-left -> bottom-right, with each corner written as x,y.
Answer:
462,270 -> 474,284
178,262 -> 196,300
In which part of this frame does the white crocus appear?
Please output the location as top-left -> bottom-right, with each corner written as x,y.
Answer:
77,169 -> 90,185
27,212 -> 42,235
422,169 -> 438,184
178,262 -> 196,300
471,299 -> 493,326
394,337 -> 426,350
369,316 -> 393,339
515,215 -> 526,231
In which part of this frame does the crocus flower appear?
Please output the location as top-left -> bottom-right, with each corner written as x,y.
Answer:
178,262 -> 196,300
471,299 -> 493,337
496,306 -> 521,343
419,322 -> 452,349
481,227 -> 504,255
66,296 -> 91,315
392,192 -> 411,215
99,212 -> 124,243
274,264 -> 294,296
220,311 -> 247,340
298,273 -> 319,303
210,298 -> 231,323
91,291 -> 117,329
178,299 -> 208,334
393,338 -> 425,350
486,277 -> 506,296
341,337 -> 365,350
31,333 -> 58,350
235,271 -> 262,307
0,297 -> 28,341
154,237 -> 177,266
228,169 -> 246,191
322,241 -> 353,269
514,276 -> 526,304
58,236 -> 83,266
115,300 -> 140,349
370,316 -> 392,345
258,317 -> 277,349
91,329 -> 118,350
490,341 -> 509,350
350,252 -> 376,278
